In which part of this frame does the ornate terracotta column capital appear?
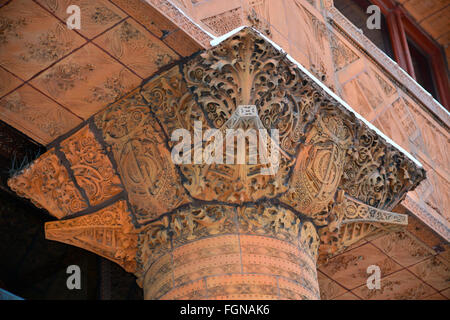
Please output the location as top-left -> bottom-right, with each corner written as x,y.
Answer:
8,27 -> 425,300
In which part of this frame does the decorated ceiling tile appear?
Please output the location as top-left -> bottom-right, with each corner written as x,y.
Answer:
440,288 -> 450,299
342,79 -> 374,119
371,231 -> 433,267
371,69 -> 396,98
0,0 -> 86,80
94,19 -> 179,78
420,6 -> 450,40
30,43 -> 141,119
60,125 -> 123,206
375,98 -> 421,152
423,292 -> 447,300
319,243 -> 401,290
317,271 -> 346,300
408,256 -> 450,291
355,71 -> 384,111
0,84 -> 83,145
0,67 -> 22,98
352,269 -> 437,300
36,0 -> 126,39
7,149 -> 88,219
110,0 -> 178,38
330,34 -> 359,72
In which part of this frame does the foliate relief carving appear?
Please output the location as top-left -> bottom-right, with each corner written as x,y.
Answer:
60,126 -> 123,206
141,67 -> 287,204
246,7 -> 271,37
7,150 -> 88,219
341,125 -> 425,210
300,221 -> 320,261
136,204 -> 236,277
94,89 -> 190,224
140,67 -> 207,145
136,215 -> 171,279
339,194 -> 408,225
136,203 -> 321,283
184,28 -> 321,156
281,107 -> 353,219
181,28 -> 335,203
177,106 -> 291,203
45,200 -> 138,272
372,69 -> 396,97
238,205 -> 302,244
238,204 -> 319,262
171,205 -> 237,246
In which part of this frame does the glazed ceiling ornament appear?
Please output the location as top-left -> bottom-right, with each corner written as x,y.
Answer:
8,27 -> 426,297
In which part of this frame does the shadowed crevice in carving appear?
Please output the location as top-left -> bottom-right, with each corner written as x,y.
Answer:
58,190 -> 127,221
54,144 -> 91,208
86,117 -> 140,229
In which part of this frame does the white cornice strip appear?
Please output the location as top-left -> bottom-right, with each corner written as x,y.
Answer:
209,26 -> 423,168
210,26 -> 247,46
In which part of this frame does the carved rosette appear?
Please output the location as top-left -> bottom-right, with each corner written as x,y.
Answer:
8,27 -> 426,300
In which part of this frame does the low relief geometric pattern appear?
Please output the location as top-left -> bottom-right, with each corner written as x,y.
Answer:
372,69 -> 396,97
201,8 -> 243,36
61,125 -> 123,206
8,150 -> 88,219
330,35 -> 359,72
45,200 -> 138,272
